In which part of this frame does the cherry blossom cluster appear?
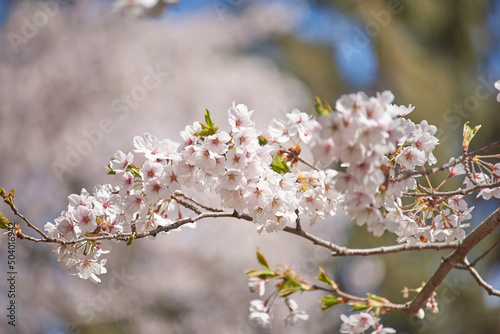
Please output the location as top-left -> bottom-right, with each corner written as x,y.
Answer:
42,89 -> 498,287
42,102 -> 340,283
44,186 -> 121,283
297,92 -> 474,246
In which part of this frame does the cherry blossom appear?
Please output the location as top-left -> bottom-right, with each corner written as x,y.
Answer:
248,299 -> 271,327
32,88 -> 500,333
340,312 -> 379,334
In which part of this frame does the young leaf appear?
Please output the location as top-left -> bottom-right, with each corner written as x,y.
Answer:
316,266 -> 332,285
244,269 -> 276,279
319,295 -> 342,311
258,135 -> 269,146
205,109 -> 214,128
366,292 -> 389,303
0,212 -> 11,230
126,234 -> 135,246
348,301 -> 368,311
278,285 -> 301,297
462,122 -> 481,152
314,96 -> 333,116
126,167 -> 141,178
270,155 -> 290,174
256,248 -> 271,270
316,266 -> 339,290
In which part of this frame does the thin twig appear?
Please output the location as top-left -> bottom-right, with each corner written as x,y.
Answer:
172,197 -> 204,215
297,156 -> 320,171
173,191 -> 225,212
282,226 -> 460,256
403,181 -> 500,198
463,155 -> 479,187
7,201 -> 48,239
468,139 -> 500,157
310,283 -> 408,311
469,237 -> 500,267
462,258 -> 500,297
15,210 -> 253,245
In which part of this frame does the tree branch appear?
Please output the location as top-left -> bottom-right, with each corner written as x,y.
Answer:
462,258 -> 500,297
468,237 -> 500,267
14,210 -> 253,245
406,207 -> 500,316
173,191 -> 225,212
5,200 -> 48,239
282,226 -> 460,256
403,181 -> 500,198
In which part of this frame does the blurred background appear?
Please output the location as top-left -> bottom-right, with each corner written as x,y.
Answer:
0,0 -> 499,333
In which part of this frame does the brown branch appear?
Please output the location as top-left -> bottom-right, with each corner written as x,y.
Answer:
468,139 -> 500,157
172,192 -> 225,212
406,207 -> 500,316
6,200 -> 48,239
297,155 -> 320,171
469,237 -> 500,267
15,210 -> 254,245
403,181 -> 500,198
463,155 -> 479,187
144,210 -> 253,237
282,226 -> 459,256
462,258 -> 500,297
311,284 -> 408,312
172,196 -> 204,215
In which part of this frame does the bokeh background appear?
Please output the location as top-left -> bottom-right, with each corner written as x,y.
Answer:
0,0 -> 500,333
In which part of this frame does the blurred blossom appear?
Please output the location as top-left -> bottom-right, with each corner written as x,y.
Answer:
343,257 -> 385,293
112,0 -> 178,18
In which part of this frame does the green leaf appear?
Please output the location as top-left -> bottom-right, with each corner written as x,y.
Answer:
348,301 -> 368,311
316,266 -> 339,290
316,266 -> 332,285
319,295 -> 342,311
0,212 -> 11,230
205,109 -> 214,128
270,155 -> 290,174
244,269 -> 276,279
256,248 -> 271,269
0,188 -> 6,198
126,234 -> 135,246
126,167 -> 141,178
366,293 -> 387,303
199,128 -> 213,136
314,96 -> 333,116
463,122 -> 481,152
278,285 -> 301,297
258,135 -> 268,146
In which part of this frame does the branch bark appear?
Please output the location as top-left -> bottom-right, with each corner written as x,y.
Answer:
407,207 -> 500,316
